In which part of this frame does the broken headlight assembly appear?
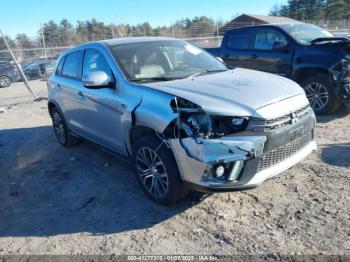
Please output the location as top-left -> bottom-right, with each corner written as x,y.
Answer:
170,97 -> 249,139
338,56 -> 350,81
169,97 -> 250,183
341,55 -> 350,69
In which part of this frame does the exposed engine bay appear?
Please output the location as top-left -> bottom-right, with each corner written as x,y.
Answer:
168,97 -> 249,140
160,97 -> 267,184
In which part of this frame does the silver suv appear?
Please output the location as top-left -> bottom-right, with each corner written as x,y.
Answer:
48,37 -> 317,205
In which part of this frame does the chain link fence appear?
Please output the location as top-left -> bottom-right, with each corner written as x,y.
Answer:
308,19 -> 350,32
0,47 -> 49,106
0,47 -> 69,86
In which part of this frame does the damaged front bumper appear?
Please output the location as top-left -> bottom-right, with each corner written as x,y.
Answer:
168,115 -> 317,192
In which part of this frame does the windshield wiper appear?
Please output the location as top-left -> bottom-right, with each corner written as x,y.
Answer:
188,69 -> 229,78
131,76 -> 181,83
131,69 -> 229,83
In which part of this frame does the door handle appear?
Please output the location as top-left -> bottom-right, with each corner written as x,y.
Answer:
250,54 -> 258,59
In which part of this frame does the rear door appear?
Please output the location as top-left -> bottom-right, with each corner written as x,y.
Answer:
55,50 -> 86,136
249,27 -> 293,76
220,28 -> 254,69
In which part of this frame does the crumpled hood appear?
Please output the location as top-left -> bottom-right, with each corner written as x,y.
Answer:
141,68 -> 305,116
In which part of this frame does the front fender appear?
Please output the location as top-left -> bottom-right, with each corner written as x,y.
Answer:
134,89 -> 177,133
292,66 -> 333,82
292,48 -> 342,82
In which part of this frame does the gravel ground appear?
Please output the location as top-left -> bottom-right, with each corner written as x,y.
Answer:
0,98 -> 349,256
0,80 -> 48,107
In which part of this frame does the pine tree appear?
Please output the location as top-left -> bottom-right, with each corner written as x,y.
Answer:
269,0 -> 349,21
59,19 -> 74,46
327,0 -> 346,20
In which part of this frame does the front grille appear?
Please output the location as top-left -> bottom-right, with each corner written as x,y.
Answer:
257,133 -> 311,171
250,105 -> 311,132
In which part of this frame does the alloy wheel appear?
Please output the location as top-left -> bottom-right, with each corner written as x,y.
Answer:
53,112 -> 66,144
304,82 -> 329,111
0,76 -> 11,87
136,147 -> 169,198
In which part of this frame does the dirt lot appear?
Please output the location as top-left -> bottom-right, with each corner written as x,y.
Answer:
0,82 -> 349,255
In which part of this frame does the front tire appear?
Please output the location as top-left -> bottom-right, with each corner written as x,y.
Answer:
132,135 -> 188,205
301,74 -> 341,115
0,75 -> 12,88
51,107 -> 80,147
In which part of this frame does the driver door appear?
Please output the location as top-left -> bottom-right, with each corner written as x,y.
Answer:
249,27 -> 293,76
77,48 -> 126,153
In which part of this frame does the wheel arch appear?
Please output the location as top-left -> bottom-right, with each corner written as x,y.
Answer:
129,125 -> 160,147
47,100 -> 62,118
127,90 -> 177,152
293,67 -> 332,84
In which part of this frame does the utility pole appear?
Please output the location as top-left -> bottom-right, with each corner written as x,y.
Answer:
216,20 -> 219,37
216,20 -> 220,46
111,23 -> 115,38
171,22 -> 175,38
40,23 -> 48,60
0,29 -> 38,99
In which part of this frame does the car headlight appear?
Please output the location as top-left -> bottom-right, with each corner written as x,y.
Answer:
341,56 -> 350,69
171,97 -> 249,138
211,115 -> 249,135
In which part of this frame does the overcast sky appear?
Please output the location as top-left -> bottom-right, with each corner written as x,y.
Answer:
1,0 -> 287,38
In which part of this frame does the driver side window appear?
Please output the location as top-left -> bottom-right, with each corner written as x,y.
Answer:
253,28 -> 287,50
83,49 -> 113,82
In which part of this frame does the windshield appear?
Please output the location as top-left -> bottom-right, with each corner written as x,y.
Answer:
110,40 -> 227,82
279,24 -> 334,44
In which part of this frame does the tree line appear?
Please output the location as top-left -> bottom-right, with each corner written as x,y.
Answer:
270,0 -> 350,21
1,16 -> 223,50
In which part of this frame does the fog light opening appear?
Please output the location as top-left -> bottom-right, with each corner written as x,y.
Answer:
227,160 -> 244,182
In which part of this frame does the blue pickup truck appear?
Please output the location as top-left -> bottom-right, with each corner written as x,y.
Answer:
206,23 -> 350,115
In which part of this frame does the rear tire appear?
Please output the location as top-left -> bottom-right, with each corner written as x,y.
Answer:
0,75 -> 11,88
301,74 -> 341,115
51,107 -> 80,147
132,135 -> 189,205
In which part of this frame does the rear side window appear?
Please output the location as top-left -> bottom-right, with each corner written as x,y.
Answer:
226,29 -> 251,50
55,56 -> 65,76
62,51 -> 84,79
253,28 -> 287,50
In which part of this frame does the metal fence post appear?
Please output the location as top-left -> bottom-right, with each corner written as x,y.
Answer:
171,22 -> 175,38
111,23 -> 115,38
40,23 -> 48,60
0,29 -> 38,99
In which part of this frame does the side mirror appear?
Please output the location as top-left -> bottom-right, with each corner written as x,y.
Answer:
272,41 -> 289,52
82,71 -> 110,88
216,57 -> 224,63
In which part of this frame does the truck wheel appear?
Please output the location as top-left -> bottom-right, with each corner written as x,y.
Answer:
301,74 -> 341,115
132,135 -> 188,205
51,107 -> 80,147
0,75 -> 11,88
